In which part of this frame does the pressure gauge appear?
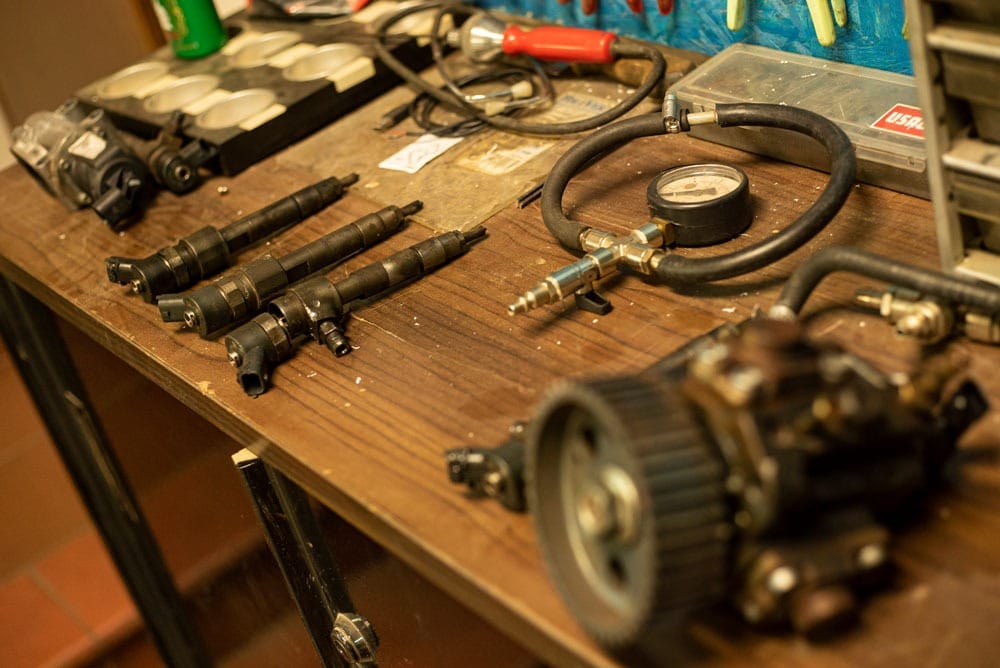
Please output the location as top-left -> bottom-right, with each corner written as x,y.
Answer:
646,163 -> 752,247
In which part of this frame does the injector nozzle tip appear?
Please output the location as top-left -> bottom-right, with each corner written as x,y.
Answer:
339,173 -> 360,187
463,226 -> 487,243
400,200 -> 423,216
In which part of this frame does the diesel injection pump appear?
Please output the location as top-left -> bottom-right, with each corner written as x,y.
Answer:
451,244 -> 1000,512
225,227 -> 486,397
446,246 -> 1000,648
106,174 -> 358,302
447,317 -> 988,646
508,96 -> 856,316
11,99 -> 154,230
159,201 -> 422,339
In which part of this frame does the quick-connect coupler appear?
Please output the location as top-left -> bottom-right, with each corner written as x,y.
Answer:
225,226 -> 486,397
159,201 -> 421,339
508,222 -> 667,316
106,174 -> 358,302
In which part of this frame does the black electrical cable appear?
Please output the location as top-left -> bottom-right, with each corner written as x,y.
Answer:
539,102 -> 856,282
428,5 -> 555,115
408,69 -> 541,137
409,95 -> 484,137
371,1 -> 666,136
772,246 -> 1000,316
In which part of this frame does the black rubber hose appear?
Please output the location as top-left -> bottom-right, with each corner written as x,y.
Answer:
540,102 -> 857,282
773,246 -> 1000,316
656,104 -> 856,283
372,2 -> 665,136
541,113 -> 664,247
486,41 -> 664,136
410,69 -> 531,137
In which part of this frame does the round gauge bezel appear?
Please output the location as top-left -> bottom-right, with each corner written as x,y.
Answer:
646,163 -> 752,247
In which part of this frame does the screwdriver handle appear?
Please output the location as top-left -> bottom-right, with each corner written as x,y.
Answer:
502,26 -> 617,64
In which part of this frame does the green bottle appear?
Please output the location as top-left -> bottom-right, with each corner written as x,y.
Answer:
158,0 -> 228,59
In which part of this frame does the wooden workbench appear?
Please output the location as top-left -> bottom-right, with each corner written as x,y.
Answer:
1,89 -> 999,667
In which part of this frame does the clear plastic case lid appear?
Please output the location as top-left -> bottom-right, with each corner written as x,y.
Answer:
672,43 -> 926,174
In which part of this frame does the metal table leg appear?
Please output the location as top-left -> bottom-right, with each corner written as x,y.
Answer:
234,449 -> 379,668
0,277 -> 211,668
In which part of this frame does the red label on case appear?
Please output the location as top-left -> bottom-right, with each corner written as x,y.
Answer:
871,103 -> 925,138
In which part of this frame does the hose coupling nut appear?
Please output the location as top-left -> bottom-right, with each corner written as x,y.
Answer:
855,288 -> 955,344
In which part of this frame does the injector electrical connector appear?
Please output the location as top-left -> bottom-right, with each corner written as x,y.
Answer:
447,318 -> 987,647
446,422 -> 527,511
11,99 -> 154,230
160,201 -> 422,339
106,174 -> 358,302
225,227 -> 486,397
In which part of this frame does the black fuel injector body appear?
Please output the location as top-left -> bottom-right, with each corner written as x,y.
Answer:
225,226 -> 486,397
105,173 -> 358,302
161,201 -> 423,339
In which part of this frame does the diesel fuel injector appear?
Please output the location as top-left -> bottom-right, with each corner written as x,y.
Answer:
105,173 -> 358,302
225,226 -> 486,397
159,201 -> 423,339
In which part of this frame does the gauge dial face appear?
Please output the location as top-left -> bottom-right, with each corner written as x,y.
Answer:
653,164 -> 746,204
646,163 -> 752,247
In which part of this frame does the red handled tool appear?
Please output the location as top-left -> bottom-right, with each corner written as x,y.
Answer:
501,25 -> 617,63
456,13 -> 617,64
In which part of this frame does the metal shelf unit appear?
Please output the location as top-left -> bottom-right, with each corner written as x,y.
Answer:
907,0 -> 1000,283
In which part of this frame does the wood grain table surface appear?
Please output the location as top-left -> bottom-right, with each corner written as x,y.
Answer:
1,95 -> 998,667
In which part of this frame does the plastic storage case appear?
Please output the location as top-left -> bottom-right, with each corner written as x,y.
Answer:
73,4 -> 434,177
669,43 -> 928,198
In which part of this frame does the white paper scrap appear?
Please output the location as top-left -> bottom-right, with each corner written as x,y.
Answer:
378,134 -> 463,174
